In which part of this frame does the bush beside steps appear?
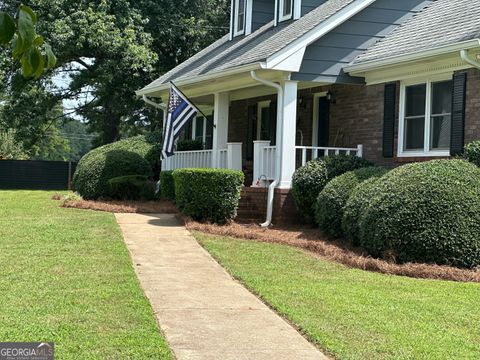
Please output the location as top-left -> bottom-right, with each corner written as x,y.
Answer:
173,168 -> 244,224
108,175 -> 156,201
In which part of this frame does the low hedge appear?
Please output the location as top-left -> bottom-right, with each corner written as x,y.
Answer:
172,168 -> 244,224
292,155 -> 374,223
72,135 -> 161,200
356,160 -> 480,268
464,140 -> 480,167
316,167 -> 387,238
107,175 -> 156,200
160,171 -> 175,201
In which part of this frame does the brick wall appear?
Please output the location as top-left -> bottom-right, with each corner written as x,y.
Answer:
228,68 -> 480,170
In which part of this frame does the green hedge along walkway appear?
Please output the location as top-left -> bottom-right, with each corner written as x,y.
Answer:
115,213 -> 327,360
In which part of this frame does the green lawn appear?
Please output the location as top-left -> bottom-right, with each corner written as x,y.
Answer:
195,233 -> 480,360
0,191 -> 172,359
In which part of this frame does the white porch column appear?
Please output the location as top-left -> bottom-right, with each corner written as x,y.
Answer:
277,80 -> 298,189
212,92 -> 230,168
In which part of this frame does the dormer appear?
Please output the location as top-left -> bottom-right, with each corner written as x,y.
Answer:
229,0 -> 328,40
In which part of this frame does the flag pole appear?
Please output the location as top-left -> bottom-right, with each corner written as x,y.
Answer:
169,81 -> 216,128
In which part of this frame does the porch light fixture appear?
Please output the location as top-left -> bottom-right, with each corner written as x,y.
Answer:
326,91 -> 336,104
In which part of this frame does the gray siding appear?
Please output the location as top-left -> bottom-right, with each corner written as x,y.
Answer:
293,0 -> 433,84
252,0 -> 275,32
301,0 -> 328,17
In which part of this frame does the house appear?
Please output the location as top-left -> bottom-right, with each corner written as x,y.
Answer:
137,0 -> 480,223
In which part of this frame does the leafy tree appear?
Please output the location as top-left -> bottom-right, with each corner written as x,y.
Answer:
0,3 -> 56,78
0,129 -> 29,159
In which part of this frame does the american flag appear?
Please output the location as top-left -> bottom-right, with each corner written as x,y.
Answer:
162,84 -> 199,159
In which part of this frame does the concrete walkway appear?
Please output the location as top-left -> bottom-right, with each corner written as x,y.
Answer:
115,213 -> 327,360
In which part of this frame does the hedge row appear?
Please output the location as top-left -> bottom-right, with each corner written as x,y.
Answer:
291,155 -> 373,222
344,160 -> 480,268
316,167 -> 387,238
72,135 -> 161,200
172,168 -> 244,224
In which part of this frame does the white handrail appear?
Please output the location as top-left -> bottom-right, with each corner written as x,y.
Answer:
296,145 -> 363,167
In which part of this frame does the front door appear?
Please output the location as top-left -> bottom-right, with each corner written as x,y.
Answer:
317,96 -> 330,147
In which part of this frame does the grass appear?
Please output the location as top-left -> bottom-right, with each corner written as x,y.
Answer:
0,191 -> 172,359
195,232 -> 480,360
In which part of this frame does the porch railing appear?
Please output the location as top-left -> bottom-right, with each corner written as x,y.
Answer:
297,144 -> 363,167
161,143 -> 242,171
253,142 -> 364,184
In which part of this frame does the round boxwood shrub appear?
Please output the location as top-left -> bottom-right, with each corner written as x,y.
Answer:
108,175 -> 156,201
316,167 -> 387,238
358,160 -> 480,268
291,160 -> 328,223
173,168 -> 244,224
72,136 -> 157,200
342,177 -> 384,246
160,171 -> 175,201
292,155 -> 374,223
464,140 -> 480,167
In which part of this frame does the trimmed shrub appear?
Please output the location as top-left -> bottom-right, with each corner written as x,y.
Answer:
291,160 -> 328,223
464,140 -> 480,167
358,160 -> 480,268
173,168 -> 244,224
108,175 -> 156,200
323,154 -> 374,180
160,171 -> 175,201
342,177 -> 384,246
176,139 -> 203,151
316,167 -> 387,238
292,155 -> 374,223
72,135 -> 159,200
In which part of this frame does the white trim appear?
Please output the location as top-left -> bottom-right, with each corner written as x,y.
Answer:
136,63 -> 265,96
257,100 -> 272,140
233,0 -> 247,37
293,0 -> 301,20
311,92 -> 328,147
245,0 -> 253,35
398,73 -> 453,158
267,0 -> 376,69
229,0 -> 235,40
345,39 -> 480,74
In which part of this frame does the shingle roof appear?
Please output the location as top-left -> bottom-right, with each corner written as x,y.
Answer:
352,0 -> 480,65
141,0 -> 357,91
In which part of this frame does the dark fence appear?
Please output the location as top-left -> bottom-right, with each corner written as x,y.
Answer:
0,160 -> 77,190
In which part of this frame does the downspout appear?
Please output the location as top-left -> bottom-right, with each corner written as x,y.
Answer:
460,49 -> 480,69
250,70 -> 283,227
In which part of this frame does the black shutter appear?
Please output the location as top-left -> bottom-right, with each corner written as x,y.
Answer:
383,83 -> 397,158
317,97 -> 330,147
268,101 -> 277,146
246,104 -> 257,161
450,72 -> 467,156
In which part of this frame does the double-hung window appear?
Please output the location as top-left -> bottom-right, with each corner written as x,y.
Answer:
279,0 -> 294,22
399,76 -> 453,156
234,0 -> 246,36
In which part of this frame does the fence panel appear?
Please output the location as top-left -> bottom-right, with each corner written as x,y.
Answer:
0,160 -> 77,190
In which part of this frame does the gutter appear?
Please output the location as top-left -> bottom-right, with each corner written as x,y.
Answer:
136,62 -> 266,97
460,49 -> 480,69
250,70 -> 283,228
142,95 -> 166,110
345,39 -> 480,74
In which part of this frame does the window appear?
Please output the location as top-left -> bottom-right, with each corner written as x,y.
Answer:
234,0 -> 246,36
279,0 -> 294,22
399,77 -> 453,156
190,115 -> 214,149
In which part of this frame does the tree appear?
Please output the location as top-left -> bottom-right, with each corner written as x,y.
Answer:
0,129 -> 29,159
0,0 -> 230,148
0,4 -> 56,78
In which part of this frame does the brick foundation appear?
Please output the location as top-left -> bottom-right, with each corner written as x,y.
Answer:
237,187 -> 302,225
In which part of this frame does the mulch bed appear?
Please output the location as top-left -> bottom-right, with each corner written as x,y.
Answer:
61,198 -> 178,214
185,220 -> 480,283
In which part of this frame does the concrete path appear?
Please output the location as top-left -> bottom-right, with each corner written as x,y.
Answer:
115,213 -> 327,360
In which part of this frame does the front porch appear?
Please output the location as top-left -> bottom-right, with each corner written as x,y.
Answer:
161,78 -> 365,190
